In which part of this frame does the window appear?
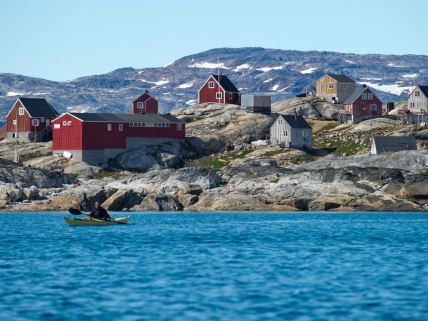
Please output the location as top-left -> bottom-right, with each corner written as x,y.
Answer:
208,81 -> 215,89
18,107 -> 25,116
137,102 -> 143,109
328,82 -> 334,89
62,120 -> 72,127
362,93 -> 367,100
216,92 -> 223,99
415,91 -> 420,97
370,104 -> 377,111
107,124 -> 112,131
229,93 -> 233,99
32,119 -> 40,127
177,123 -> 182,130
12,119 -> 17,125
40,117 -> 45,123
367,93 -> 373,100
119,124 -> 123,131
63,121 -> 67,126
54,124 -> 60,129
46,119 -> 50,126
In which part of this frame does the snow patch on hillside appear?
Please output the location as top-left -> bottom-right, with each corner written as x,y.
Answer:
300,67 -> 317,74
7,92 -> 26,97
186,99 -> 197,105
257,66 -> 283,72
233,64 -> 251,72
345,59 -> 354,64
358,81 -> 412,96
361,77 -> 382,81
388,63 -> 406,68
402,73 -> 418,78
263,78 -> 273,83
188,62 -> 230,69
178,82 -> 194,89
271,85 -> 280,91
139,79 -> 169,86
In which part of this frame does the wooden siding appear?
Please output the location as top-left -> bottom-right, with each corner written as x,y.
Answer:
6,100 -> 32,133
132,96 -> 158,114
270,117 -> 312,148
52,114 -> 83,151
199,76 -> 225,104
407,87 -> 428,113
52,113 -> 185,151
344,89 -> 382,120
316,75 -> 355,103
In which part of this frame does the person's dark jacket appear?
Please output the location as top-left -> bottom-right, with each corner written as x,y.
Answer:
90,206 -> 111,220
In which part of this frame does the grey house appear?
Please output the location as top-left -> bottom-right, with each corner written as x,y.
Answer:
407,86 -> 428,125
370,136 -> 417,155
241,94 -> 271,114
270,114 -> 312,149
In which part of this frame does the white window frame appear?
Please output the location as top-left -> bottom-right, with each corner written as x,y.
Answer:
119,124 -> 123,131
137,102 -> 143,109
63,121 -> 67,126
18,107 -> 25,116
46,119 -> 50,126
208,81 -> 215,89
367,93 -> 373,100
54,124 -> 60,129
32,119 -> 40,127
216,92 -> 223,99
177,123 -> 182,130
12,119 -> 17,125
328,82 -> 334,89
40,117 -> 45,123
229,92 -> 233,99
67,121 -> 72,126
107,123 -> 112,131
362,93 -> 367,100
415,91 -> 420,97
370,104 -> 377,111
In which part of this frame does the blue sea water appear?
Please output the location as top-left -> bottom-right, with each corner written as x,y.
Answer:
0,212 -> 427,321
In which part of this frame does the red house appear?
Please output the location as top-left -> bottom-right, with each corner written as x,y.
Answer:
198,74 -> 240,105
6,98 -> 59,142
344,85 -> 382,123
52,112 -> 185,164
132,90 -> 158,114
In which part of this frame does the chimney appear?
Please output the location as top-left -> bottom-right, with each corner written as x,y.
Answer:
294,108 -> 298,120
145,90 -> 149,94
362,84 -> 367,88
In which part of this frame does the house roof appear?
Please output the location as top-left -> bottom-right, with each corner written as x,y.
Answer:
212,74 -> 239,93
19,98 -> 59,118
68,112 -> 183,123
280,115 -> 312,129
372,136 -> 417,153
326,73 -> 355,83
343,86 -> 373,104
133,91 -> 156,103
416,86 -> 428,97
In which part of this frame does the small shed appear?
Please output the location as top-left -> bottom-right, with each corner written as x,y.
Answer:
270,114 -> 312,149
370,136 -> 417,155
241,94 -> 271,114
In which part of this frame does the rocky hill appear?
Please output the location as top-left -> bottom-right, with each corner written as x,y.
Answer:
1,99 -> 427,212
1,47 -> 428,120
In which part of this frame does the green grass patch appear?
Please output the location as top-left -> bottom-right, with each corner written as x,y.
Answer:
187,150 -> 252,169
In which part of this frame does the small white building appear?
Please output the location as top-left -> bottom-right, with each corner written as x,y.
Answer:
270,114 -> 312,149
407,86 -> 428,125
371,136 -> 417,155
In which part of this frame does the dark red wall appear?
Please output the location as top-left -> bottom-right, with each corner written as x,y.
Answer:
52,114 -> 83,150
199,76 -> 225,104
132,97 -> 158,114
345,90 -> 382,117
53,114 -> 185,151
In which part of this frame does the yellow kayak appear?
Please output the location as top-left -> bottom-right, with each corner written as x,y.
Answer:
64,216 -> 131,226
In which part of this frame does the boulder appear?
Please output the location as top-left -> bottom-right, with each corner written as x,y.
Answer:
404,173 -> 428,198
136,193 -> 183,211
102,189 -> 144,211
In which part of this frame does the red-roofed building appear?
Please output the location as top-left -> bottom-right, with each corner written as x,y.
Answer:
132,90 -> 158,114
198,74 -> 240,105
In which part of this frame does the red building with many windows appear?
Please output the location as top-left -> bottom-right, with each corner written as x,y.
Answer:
132,90 -> 158,114
343,85 -> 382,123
198,74 -> 240,105
52,112 -> 185,164
6,98 -> 59,141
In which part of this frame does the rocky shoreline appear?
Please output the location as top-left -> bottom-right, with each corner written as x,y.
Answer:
1,100 -> 428,213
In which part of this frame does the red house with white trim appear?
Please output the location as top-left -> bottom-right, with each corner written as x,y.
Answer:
6,98 -> 59,142
132,90 -> 158,114
52,112 -> 185,164
344,85 -> 383,123
198,74 -> 240,105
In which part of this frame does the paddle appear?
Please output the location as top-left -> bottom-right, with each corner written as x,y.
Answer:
68,208 -> 127,225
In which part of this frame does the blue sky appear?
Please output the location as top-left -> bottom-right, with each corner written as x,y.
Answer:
0,0 -> 427,81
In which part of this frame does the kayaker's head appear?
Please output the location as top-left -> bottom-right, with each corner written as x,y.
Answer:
95,201 -> 100,209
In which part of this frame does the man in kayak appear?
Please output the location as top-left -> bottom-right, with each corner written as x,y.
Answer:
89,201 -> 111,220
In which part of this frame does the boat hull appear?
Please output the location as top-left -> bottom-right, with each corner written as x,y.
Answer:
64,216 -> 130,226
